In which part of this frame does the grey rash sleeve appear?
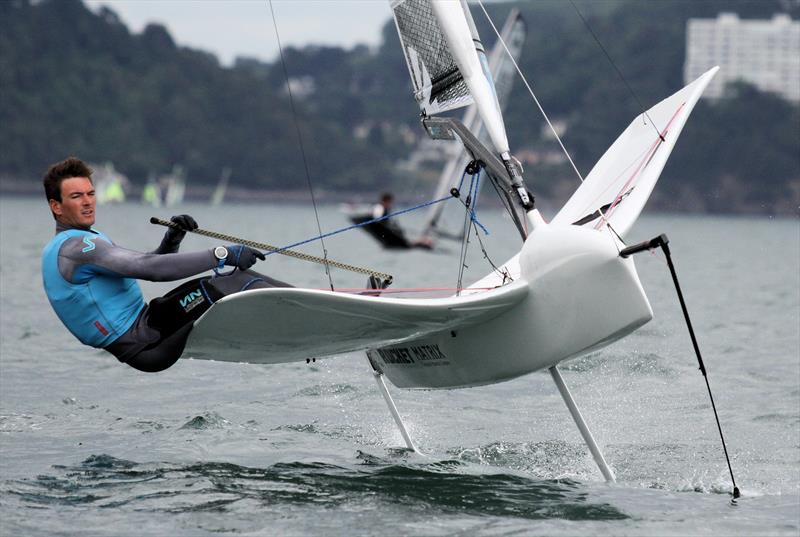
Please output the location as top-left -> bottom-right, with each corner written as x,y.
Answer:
58,234 -> 217,283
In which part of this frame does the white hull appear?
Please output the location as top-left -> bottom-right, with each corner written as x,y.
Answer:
369,216 -> 652,388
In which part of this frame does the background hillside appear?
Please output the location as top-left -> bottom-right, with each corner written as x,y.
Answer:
1,0 -> 798,214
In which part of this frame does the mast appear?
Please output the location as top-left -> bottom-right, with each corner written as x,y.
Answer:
422,9 -> 525,238
459,0 -> 494,99
429,1 -> 507,155
429,1 -> 534,217
391,0 -> 536,236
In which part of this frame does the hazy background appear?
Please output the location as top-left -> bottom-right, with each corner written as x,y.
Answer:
1,0 -> 798,215
84,0 -> 393,65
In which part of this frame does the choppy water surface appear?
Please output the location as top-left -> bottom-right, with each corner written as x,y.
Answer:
1,198 -> 798,536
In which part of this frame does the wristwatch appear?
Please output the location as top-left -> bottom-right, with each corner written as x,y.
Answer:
213,246 -> 228,270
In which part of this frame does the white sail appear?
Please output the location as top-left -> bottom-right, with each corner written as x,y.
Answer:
210,167 -> 231,206
551,67 -> 719,237
458,0 -> 495,99
162,165 -> 186,207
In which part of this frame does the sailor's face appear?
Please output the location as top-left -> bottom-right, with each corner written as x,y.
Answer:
51,177 -> 96,229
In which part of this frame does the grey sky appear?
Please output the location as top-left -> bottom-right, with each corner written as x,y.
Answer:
84,0 -> 394,65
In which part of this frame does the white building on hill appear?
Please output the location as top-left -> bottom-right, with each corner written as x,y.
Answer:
685,13 -> 799,102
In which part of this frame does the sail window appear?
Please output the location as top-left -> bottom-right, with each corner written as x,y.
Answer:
391,0 -> 474,115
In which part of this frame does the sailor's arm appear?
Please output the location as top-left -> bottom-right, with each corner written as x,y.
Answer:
60,235 -> 216,282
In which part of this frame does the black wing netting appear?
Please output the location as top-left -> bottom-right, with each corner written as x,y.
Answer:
392,0 -> 473,115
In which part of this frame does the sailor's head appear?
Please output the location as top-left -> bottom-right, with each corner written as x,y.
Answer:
380,192 -> 394,207
44,157 -> 96,229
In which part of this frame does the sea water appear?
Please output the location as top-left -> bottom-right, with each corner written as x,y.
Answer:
1,197 -> 798,536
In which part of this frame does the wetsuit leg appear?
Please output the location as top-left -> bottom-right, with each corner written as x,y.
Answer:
122,323 -> 193,373
109,277 -> 221,372
117,271 -> 292,372
204,269 -> 294,295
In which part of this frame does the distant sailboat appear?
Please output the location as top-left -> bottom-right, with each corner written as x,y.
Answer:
210,167 -> 231,206
141,176 -> 162,208
91,162 -> 127,204
162,165 -> 186,207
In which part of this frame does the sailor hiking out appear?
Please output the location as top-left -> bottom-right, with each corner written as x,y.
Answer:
41,157 -> 292,372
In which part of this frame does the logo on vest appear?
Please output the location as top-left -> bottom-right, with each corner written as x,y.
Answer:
82,236 -> 96,253
180,289 -> 205,312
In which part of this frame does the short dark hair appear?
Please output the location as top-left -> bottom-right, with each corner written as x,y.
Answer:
381,193 -> 394,203
43,157 -> 93,202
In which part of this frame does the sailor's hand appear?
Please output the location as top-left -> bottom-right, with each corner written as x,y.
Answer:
171,214 -> 198,231
165,214 -> 198,244
171,214 -> 197,232
225,245 -> 266,270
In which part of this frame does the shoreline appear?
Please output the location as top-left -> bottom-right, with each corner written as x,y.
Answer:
3,178 -> 797,217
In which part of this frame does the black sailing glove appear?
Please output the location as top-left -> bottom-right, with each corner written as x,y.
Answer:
154,214 -> 198,254
166,214 -> 198,243
225,245 -> 266,271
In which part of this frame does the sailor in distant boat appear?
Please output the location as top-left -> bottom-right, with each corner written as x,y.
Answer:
351,193 -> 433,250
41,157 -> 292,373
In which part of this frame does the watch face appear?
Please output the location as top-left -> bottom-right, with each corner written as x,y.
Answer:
214,246 -> 228,260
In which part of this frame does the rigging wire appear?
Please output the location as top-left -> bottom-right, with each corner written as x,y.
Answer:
268,0 -> 335,290
472,223 -> 511,283
476,0 -> 586,185
486,168 -> 527,238
455,176 -> 475,295
266,194 -> 454,254
465,184 -> 513,285
567,0 -> 665,142
455,171 -> 495,294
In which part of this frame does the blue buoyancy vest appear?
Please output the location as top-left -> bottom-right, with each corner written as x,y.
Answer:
42,229 -> 145,348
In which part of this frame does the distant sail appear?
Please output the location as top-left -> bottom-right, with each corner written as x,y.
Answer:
210,167 -> 231,206
142,179 -> 162,207
103,179 -> 125,203
162,165 -> 186,207
91,162 -> 127,204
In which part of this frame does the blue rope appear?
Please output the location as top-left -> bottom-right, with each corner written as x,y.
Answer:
467,172 -> 489,235
265,167 -> 490,256
456,167 -> 468,192
265,194 -> 450,256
